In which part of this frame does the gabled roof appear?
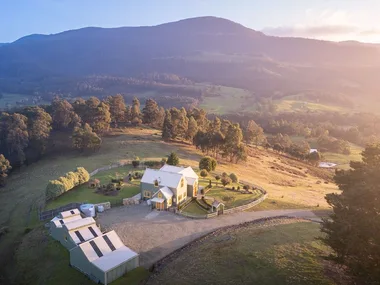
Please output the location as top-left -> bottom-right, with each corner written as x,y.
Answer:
153,186 -> 173,199
141,168 -> 183,189
160,165 -> 198,179
63,217 -> 96,231
51,214 -> 82,228
75,230 -> 138,272
68,224 -> 102,245
60,208 -> 80,219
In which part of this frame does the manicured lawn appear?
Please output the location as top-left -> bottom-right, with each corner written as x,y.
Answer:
206,186 -> 263,209
46,165 -> 141,209
182,200 -> 208,215
148,221 -> 338,285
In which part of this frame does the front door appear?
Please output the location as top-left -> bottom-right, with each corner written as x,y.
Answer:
156,202 -> 164,210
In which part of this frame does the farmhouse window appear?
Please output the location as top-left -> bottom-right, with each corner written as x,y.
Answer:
144,191 -> 151,198
158,192 -> 162,198
154,180 -> 159,187
181,179 -> 184,187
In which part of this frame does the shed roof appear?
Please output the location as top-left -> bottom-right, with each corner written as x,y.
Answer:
76,230 -> 138,272
63,217 -> 96,231
51,215 -> 82,228
69,225 -> 102,245
141,168 -> 183,189
60,208 -> 80,219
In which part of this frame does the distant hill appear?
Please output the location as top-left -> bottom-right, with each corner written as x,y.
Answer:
0,16 -> 380,101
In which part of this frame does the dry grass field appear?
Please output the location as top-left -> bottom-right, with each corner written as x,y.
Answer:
147,219 -> 347,285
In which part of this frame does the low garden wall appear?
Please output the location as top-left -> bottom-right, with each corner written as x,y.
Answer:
176,211 -> 218,219
94,202 -> 111,211
123,197 -> 141,206
223,194 -> 268,214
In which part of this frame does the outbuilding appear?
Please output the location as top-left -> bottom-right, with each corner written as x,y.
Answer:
50,211 -> 83,241
70,230 -> 139,285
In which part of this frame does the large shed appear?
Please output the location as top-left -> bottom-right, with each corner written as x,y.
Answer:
70,230 -> 139,285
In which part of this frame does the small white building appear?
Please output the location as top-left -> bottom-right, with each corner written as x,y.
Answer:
50,210 -> 83,241
309,149 -> 318,154
70,230 -> 139,285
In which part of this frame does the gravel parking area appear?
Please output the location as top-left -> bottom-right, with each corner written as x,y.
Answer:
97,205 -> 320,267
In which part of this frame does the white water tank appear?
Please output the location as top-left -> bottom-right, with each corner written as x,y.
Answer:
97,205 -> 105,213
80,204 -> 95,217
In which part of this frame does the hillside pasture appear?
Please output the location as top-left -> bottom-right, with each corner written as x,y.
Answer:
147,220 -> 343,285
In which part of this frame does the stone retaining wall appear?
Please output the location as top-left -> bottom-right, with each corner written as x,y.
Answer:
94,202 -> 111,211
223,194 -> 267,214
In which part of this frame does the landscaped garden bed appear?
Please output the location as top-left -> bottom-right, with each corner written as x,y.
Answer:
46,165 -> 142,209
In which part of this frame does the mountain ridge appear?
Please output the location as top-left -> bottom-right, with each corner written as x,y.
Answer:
0,16 -> 379,101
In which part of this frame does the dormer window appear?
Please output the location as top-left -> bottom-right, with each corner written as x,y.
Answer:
154,179 -> 159,187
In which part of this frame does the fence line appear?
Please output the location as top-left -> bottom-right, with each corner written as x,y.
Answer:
39,202 -> 83,221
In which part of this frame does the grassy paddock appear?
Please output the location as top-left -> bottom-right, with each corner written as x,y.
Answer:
147,221 -> 339,285
46,166 -> 141,209
181,200 -> 208,215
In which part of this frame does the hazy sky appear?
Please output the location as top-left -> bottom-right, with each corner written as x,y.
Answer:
1,0 -> 379,43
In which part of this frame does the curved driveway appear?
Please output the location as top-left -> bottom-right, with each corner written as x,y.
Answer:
97,205 -> 321,267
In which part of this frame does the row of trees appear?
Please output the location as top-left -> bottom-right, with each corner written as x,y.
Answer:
162,111 -> 250,163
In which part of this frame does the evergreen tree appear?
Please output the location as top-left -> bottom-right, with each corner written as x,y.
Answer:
131,97 -> 141,122
156,107 -> 166,129
6,113 -> 29,165
162,110 -> 173,141
244,120 -> 265,146
142,98 -> 159,125
167,152 -> 179,166
321,144 -> 380,283
0,154 -> 11,187
72,123 -> 102,152
106,94 -> 126,127
51,98 -> 78,130
23,106 -> 52,155
186,116 -> 198,141
92,102 -> 111,133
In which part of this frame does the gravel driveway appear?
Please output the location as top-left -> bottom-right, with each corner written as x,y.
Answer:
97,205 -> 320,267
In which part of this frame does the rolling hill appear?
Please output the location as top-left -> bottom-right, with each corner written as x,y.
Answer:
1,16 -> 380,104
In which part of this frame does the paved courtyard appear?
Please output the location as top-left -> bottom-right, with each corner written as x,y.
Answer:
97,205 -> 321,267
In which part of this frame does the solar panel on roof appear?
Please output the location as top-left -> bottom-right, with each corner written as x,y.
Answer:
70,210 -> 75,215
75,230 -> 85,242
103,235 -> 116,251
90,240 -> 103,257
59,220 -> 64,225
88,226 -> 98,237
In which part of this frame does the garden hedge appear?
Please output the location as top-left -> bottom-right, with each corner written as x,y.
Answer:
46,167 -> 90,200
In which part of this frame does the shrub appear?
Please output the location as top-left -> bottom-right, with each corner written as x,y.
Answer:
199,156 -> 217,172
132,157 -> 140,168
144,160 -> 162,168
161,158 -> 167,165
243,185 -> 250,190
229,173 -> 239,183
237,186 -> 240,191
46,167 -> 90,200
222,172 -> 228,177
200,169 -> 208,178
232,186 -> 235,190
167,152 -> 179,166
221,176 -> 232,187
